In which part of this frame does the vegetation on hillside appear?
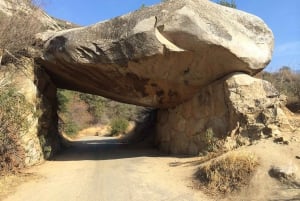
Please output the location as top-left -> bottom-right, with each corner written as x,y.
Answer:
110,118 -> 130,136
57,89 -> 145,137
258,67 -> 300,112
0,0 -> 42,64
0,0 -> 46,174
0,74 -> 34,174
57,90 -> 88,137
217,0 -> 236,8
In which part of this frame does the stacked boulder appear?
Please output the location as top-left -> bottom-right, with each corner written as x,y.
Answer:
40,0 -> 291,154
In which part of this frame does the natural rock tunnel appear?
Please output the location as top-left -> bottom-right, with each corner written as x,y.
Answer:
1,0 -> 294,167
36,0 -> 291,155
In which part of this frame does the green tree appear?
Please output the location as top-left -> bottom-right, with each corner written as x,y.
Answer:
140,3 -> 146,9
57,89 -> 77,136
79,93 -> 106,123
57,90 -> 145,136
217,0 -> 237,8
110,118 -> 129,136
57,89 -> 70,113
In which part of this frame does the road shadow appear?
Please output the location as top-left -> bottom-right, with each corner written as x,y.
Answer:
52,137 -> 174,162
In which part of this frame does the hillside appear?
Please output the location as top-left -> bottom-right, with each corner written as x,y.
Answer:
57,89 -> 147,138
257,67 -> 300,113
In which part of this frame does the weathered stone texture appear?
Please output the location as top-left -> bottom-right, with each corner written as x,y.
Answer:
1,58 -> 61,166
156,73 -> 292,154
41,0 -> 273,108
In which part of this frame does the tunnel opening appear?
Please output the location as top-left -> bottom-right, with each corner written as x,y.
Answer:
56,88 -> 157,150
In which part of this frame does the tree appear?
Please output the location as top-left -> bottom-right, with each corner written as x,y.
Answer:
140,4 -> 146,9
217,0 -> 237,8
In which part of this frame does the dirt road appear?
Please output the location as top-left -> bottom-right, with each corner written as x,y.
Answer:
3,136 -> 210,201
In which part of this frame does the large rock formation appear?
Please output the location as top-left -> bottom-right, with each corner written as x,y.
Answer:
156,73 -> 292,154
1,0 -> 290,161
0,58 -> 61,167
41,0 -> 274,108
0,0 -> 66,170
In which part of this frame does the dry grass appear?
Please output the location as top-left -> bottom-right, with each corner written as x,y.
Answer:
77,122 -> 135,138
169,152 -> 224,167
0,172 -> 40,200
195,151 -> 259,194
0,0 -> 43,59
77,125 -> 111,137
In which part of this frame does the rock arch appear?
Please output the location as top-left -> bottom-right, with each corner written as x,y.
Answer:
1,0 -> 293,170
35,0 -> 292,155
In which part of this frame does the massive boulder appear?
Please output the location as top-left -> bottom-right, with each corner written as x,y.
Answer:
156,73 -> 292,154
41,0 -> 274,108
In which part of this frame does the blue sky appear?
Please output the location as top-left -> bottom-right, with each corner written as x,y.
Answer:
44,0 -> 300,71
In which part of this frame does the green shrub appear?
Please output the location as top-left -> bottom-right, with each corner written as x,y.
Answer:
0,83 -> 33,138
79,93 -> 106,123
217,0 -> 237,8
79,93 -> 142,124
57,89 -> 70,113
63,120 -> 79,136
57,89 -> 80,137
57,90 -> 144,136
200,128 -> 218,153
0,79 -> 33,173
110,118 -> 129,136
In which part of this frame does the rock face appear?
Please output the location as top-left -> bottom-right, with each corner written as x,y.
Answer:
0,0 -> 67,170
41,0 -> 273,108
155,73 -> 292,154
0,58 -> 61,166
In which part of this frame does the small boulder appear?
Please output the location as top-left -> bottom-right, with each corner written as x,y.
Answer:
273,137 -> 289,145
269,165 -> 299,187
